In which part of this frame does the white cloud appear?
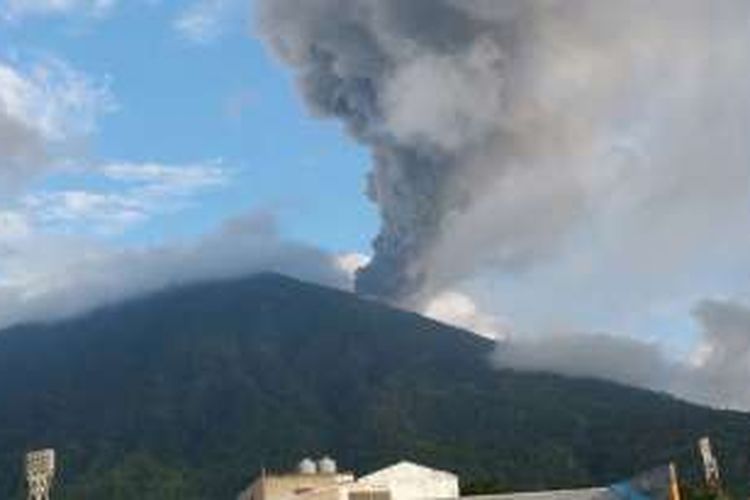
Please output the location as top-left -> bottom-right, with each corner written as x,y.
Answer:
424,290 -> 509,340
2,0 -> 115,20
23,190 -> 147,234
102,161 -> 227,196
0,210 -> 32,242
173,0 -> 245,44
21,161 -> 230,235
335,252 -> 370,279
0,55 -> 113,188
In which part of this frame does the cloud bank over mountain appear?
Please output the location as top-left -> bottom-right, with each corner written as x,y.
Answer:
0,211 -> 349,330
496,298 -> 750,411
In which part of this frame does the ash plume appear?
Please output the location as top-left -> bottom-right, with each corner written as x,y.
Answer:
256,0 -> 750,305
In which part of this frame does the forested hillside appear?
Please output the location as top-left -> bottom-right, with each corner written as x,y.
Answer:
0,273 -> 748,499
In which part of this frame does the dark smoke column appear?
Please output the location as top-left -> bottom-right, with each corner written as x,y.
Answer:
355,144 -> 457,301
256,0 -> 495,302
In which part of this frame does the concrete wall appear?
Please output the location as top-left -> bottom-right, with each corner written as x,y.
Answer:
348,491 -> 392,500
238,473 -> 355,500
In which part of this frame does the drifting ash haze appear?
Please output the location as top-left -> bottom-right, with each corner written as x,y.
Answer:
497,300 -> 750,412
258,0 -> 750,410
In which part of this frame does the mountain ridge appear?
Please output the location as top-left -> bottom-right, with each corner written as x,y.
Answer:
0,273 -> 748,499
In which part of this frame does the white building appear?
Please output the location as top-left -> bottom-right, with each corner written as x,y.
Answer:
356,461 -> 459,500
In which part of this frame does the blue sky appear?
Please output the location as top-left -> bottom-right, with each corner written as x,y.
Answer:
0,0 -> 377,252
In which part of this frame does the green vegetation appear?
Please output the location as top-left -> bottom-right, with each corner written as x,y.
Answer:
1,273 -> 749,499
56,453 -> 199,500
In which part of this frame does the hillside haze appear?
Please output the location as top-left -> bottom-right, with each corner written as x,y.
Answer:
1,273 -> 749,499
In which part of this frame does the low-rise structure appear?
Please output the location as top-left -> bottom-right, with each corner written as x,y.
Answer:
237,459 -> 459,500
238,457 -> 354,500
238,458 -> 611,500
356,461 -> 459,500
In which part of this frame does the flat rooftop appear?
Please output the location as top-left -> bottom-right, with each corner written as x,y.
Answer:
463,488 -> 606,500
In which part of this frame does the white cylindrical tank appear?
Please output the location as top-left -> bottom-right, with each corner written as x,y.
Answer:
317,456 -> 337,474
298,458 -> 316,475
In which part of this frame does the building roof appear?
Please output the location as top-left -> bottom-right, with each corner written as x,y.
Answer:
358,461 -> 458,483
463,488 -> 606,500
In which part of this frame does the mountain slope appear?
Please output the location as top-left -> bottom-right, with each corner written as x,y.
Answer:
0,273 -> 748,499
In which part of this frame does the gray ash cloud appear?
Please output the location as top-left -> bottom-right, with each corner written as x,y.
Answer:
255,0 -> 517,302
256,1 -> 750,308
